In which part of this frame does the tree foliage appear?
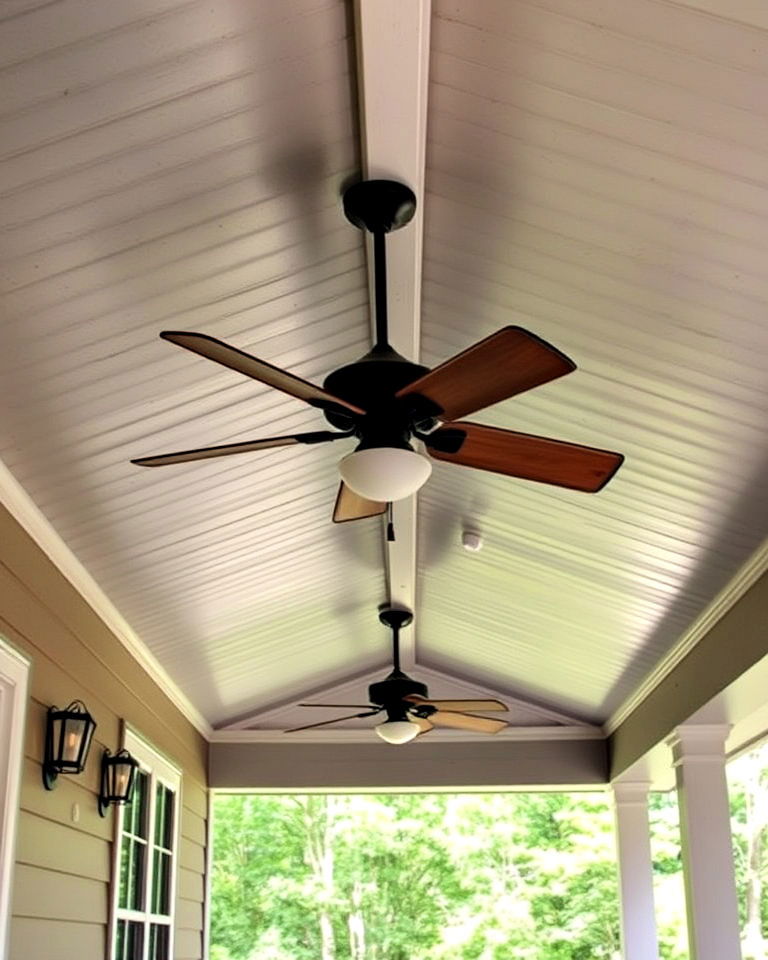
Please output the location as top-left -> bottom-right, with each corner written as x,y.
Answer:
211,792 -> 620,960
210,742 -> 768,960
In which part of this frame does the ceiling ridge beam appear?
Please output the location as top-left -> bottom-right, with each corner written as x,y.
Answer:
353,0 -> 432,670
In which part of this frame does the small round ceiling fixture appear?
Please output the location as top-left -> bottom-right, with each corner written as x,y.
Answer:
462,530 -> 483,552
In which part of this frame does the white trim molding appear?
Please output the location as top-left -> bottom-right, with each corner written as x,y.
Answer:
667,723 -> 733,766
606,537 -> 768,735
209,725 -> 603,745
0,636 -> 30,958
0,458 -> 211,738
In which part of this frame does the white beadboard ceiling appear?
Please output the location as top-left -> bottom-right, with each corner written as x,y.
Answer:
1,0 -> 768,735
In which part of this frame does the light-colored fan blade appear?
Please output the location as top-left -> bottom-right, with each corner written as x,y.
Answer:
161,331 -> 365,414
410,715 -> 434,735
298,703 -> 374,709
132,430 -> 345,467
405,694 -> 507,712
332,482 -> 387,522
430,711 -> 508,734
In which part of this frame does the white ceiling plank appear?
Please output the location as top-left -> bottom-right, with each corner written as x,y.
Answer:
353,0 -> 431,669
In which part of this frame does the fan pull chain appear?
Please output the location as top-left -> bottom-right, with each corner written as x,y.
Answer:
386,502 -> 395,542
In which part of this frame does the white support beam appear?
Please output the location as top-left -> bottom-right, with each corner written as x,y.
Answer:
668,724 -> 742,960
353,0 -> 431,669
612,781 -> 660,960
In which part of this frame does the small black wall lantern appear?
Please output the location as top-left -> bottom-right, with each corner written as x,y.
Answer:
98,748 -> 139,817
42,700 -> 97,790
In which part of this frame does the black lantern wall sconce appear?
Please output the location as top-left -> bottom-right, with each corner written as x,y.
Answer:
98,748 -> 139,817
42,700 -> 97,790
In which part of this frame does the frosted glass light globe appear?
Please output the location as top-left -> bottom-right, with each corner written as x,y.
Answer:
374,720 -> 419,745
338,447 -> 432,502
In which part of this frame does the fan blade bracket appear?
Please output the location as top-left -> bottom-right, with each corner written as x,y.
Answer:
297,430 -> 353,445
399,392 -> 445,428
420,427 -> 466,455
306,400 -> 359,427
408,704 -> 437,720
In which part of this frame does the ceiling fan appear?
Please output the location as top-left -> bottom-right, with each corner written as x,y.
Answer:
285,607 -> 510,745
132,180 -> 624,522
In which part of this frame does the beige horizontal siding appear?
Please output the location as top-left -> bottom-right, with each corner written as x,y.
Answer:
12,865 -> 107,923
1,505 -> 208,960
176,927 -> 204,960
10,918 -> 105,959
178,866 -> 205,904
15,813 -> 111,882
175,896 -> 204,931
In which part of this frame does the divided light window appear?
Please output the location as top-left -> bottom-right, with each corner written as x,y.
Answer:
110,727 -> 181,960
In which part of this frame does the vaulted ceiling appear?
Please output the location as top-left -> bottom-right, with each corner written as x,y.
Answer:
1,0 -> 767,739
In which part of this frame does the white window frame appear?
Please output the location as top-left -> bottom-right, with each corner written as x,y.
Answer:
108,725 -> 182,960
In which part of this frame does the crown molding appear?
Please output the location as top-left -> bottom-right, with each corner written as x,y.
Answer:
0,459 -> 212,739
604,537 -> 768,736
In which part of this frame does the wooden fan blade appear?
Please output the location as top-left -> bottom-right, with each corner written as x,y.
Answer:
332,482 -> 387,523
411,715 -> 434,735
396,326 -> 575,421
161,331 -> 365,415
298,703 -> 374,709
405,694 -> 507,712
285,709 -> 381,733
430,711 -> 509,734
426,422 -> 624,493
132,430 -> 349,467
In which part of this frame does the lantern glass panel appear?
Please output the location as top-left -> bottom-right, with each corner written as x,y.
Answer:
62,716 -> 86,763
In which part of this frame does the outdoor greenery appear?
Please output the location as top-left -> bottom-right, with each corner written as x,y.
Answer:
209,742 -> 768,960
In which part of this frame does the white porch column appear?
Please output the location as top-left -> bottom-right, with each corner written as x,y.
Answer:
612,781 -> 659,960
668,724 -> 741,960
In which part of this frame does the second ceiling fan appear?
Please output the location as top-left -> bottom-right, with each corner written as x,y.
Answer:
133,180 -> 623,521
